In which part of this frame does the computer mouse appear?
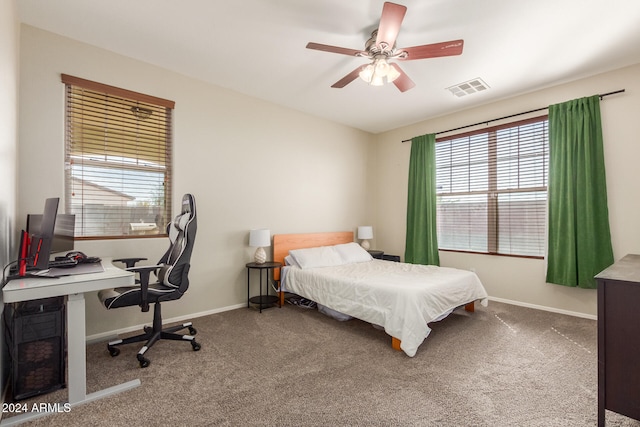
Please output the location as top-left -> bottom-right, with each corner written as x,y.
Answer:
64,251 -> 101,264
65,251 -> 87,262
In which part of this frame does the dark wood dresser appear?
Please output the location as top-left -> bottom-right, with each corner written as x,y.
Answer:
595,254 -> 640,426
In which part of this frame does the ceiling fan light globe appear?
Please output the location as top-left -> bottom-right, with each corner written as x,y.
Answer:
375,59 -> 389,75
387,64 -> 401,82
359,64 -> 374,83
370,74 -> 385,86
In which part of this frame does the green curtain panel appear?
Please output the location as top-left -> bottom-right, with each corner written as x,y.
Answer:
546,96 -> 614,288
405,133 -> 440,266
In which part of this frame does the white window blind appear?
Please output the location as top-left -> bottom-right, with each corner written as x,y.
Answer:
62,74 -> 174,238
435,116 -> 549,257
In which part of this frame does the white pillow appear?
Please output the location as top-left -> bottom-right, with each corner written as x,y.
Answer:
334,242 -> 373,264
284,255 -> 300,268
289,245 -> 343,269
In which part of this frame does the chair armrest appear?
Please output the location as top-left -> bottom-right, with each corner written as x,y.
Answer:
113,257 -> 148,268
126,264 -> 162,274
126,265 -> 161,312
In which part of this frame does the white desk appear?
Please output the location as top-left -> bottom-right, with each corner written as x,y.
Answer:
1,259 -> 139,425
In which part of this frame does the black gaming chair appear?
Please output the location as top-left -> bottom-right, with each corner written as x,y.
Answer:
98,194 -> 200,368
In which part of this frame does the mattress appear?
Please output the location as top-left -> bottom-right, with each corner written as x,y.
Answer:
282,259 -> 488,357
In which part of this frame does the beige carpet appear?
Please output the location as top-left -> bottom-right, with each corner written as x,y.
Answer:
4,300 -> 640,426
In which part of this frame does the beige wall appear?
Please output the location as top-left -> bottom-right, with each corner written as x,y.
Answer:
1,0 -> 19,401
0,0 -> 19,271
373,63 -> 640,318
18,25 -> 375,337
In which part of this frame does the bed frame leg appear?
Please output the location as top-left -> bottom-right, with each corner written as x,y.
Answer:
465,301 -> 475,312
279,291 -> 284,307
391,337 -> 402,351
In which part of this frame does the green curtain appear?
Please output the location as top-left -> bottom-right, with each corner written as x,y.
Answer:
546,96 -> 613,288
405,134 -> 440,266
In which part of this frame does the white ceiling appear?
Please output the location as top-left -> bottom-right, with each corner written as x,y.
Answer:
16,0 -> 640,134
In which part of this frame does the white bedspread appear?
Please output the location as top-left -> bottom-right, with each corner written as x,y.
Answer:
281,260 -> 488,357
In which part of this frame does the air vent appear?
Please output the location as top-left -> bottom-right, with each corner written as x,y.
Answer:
446,78 -> 490,97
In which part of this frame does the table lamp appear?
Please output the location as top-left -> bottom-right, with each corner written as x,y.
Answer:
357,226 -> 373,250
249,228 -> 271,264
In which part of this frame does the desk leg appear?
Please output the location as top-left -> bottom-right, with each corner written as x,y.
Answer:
72,291 -> 140,405
67,293 -> 87,404
68,293 -> 140,406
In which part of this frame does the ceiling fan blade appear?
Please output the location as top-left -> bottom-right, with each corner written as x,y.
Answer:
375,2 -> 407,49
390,63 -> 415,92
306,42 -> 363,57
398,39 -> 464,60
331,66 -> 366,88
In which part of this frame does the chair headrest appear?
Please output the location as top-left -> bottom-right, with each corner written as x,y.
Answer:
168,194 -> 196,242
181,193 -> 195,216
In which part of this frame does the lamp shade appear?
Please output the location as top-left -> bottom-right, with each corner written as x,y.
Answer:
249,229 -> 271,247
357,226 -> 373,240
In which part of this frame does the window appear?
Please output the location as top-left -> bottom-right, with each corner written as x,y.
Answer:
62,74 -> 174,238
435,116 -> 549,257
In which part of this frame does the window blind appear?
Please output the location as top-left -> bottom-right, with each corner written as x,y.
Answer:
62,74 -> 174,239
435,116 -> 548,257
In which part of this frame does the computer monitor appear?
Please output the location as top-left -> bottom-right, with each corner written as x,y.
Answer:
4,198 -> 61,282
27,198 -> 59,270
27,213 -> 75,254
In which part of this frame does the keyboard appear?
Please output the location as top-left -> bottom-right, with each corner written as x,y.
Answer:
48,258 -> 78,268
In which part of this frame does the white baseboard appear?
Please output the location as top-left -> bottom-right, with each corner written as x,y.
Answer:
86,303 -> 246,344
87,297 -> 596,344
488,296 -> 597,321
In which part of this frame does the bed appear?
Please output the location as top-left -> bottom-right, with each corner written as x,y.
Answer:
273,232 -> 488,357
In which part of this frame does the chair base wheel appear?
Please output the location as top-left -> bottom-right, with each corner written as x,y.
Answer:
191,341 -> 201,351
137,354 -> 150,368
108,346 -> 120,357
188,326 -> 197,335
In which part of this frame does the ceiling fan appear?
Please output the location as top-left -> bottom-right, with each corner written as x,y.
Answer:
306,2 -> 464,92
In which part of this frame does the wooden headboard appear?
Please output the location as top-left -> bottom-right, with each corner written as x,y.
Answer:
272,231 -> 354,281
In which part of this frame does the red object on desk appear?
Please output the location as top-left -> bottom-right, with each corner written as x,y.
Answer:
18,230 -> 30,277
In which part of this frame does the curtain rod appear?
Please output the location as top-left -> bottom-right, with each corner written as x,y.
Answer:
401,89 -> 625,143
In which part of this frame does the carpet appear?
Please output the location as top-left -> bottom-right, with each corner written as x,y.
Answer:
4,300 -> 640,426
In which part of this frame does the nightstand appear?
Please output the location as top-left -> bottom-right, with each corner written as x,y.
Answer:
367,250 -> 400,262
246,261 -> 282,313
367,250 -> 384,259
